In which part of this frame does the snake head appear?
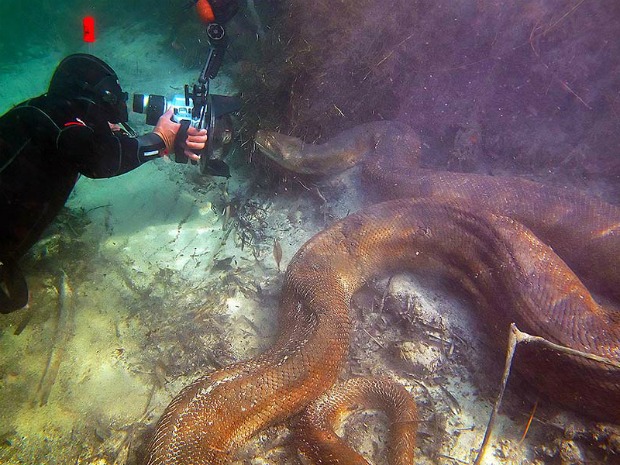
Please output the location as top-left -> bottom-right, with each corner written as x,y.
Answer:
254,130 -> 307,172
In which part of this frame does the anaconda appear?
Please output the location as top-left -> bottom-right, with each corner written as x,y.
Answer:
145,121 -> 620,464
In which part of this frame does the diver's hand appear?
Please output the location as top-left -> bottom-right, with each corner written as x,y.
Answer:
153,108 -> 180,154
183,126 -> 208,161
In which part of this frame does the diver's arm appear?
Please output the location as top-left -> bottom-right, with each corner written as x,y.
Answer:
57,122 -> 169,178
110,109 -> 178,173
91,129 -> 176,176
134,132 -> 166,163
58,112 -> 204,178
105,131 -> 166,174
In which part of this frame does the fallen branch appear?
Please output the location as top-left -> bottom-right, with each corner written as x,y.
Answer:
35,270 -> 74,406
474,323 -> 619,464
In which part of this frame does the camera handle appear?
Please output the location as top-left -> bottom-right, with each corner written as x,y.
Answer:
174,22 -> 238,177
202,23 -> 227,81
185,22 -> 228,123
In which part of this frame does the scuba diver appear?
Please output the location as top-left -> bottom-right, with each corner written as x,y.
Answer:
0,53 -> 208,313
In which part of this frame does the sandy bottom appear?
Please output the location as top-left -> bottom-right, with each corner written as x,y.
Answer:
0,27 -> 618,465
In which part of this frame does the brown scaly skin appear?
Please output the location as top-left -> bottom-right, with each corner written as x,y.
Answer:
294,377 -> 418,465
257,121 -> 620,299
145,122 -> 620,464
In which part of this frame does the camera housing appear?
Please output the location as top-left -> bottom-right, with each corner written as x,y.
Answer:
131,21 -> 240,177
133,94 -> 194,126
132,91 -> 239,177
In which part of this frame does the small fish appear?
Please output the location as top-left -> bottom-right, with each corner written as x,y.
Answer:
273,238 -> 283,272
222,204 -> 231,230
212,256 -> 234,272
154,359 -> 168,388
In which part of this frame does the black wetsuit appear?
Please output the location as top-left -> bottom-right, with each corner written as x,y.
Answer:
0,94 -> 164,312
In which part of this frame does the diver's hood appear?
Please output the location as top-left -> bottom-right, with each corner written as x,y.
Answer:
48,54 -> 128,123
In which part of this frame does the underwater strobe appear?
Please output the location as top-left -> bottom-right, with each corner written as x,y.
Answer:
133,19 -> 240,177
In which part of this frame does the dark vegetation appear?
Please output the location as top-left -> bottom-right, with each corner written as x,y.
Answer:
230,0 -> 620,201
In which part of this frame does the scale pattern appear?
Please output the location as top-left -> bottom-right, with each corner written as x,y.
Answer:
145,122 -> 620,464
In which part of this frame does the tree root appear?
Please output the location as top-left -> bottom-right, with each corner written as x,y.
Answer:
474,323 -> 620,464
35,270 -> 74,406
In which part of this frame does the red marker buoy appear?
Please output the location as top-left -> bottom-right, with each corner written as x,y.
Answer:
83,16 -> 96,43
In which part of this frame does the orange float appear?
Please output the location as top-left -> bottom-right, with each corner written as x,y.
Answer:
195,0 -> 216,23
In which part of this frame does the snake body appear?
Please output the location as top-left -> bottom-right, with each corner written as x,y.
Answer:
145,122 -> 620,464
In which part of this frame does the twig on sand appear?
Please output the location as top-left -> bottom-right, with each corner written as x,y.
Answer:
519,400 -> 538,444
363,328 -> 385,349
378,275 -> 394,314
35,270 -> 74,406
474,323 -> 619,465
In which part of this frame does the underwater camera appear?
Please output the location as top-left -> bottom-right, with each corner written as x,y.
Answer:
132,91 -> 240,177
132,23 -> 241,178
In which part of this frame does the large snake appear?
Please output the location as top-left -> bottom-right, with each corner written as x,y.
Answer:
145,121 -> 620,464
